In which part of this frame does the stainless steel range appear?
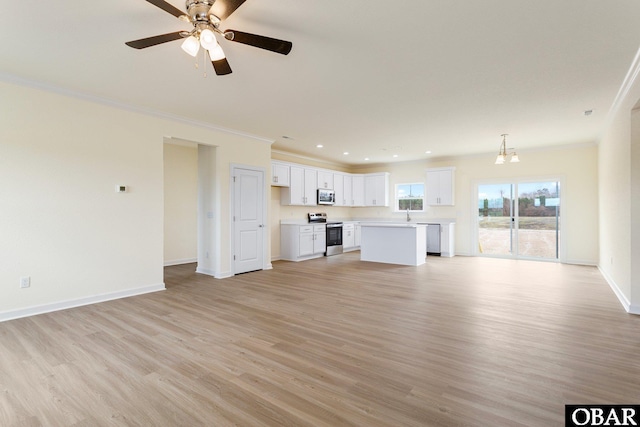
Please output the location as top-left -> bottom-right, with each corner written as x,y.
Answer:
308,213 -> 343,256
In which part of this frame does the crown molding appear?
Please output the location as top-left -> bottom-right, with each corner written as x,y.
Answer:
271,149 -> 349,169
0,72 -> 274,145
608,45 -> 640,120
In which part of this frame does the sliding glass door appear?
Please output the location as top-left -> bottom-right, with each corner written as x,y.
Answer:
477,183 -> 514,256
477,181 -> 560,260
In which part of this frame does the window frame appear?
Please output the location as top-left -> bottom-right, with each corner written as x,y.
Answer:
394,182 -> 426,212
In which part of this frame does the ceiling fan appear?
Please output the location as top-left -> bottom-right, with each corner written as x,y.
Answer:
125,0 -> 292,76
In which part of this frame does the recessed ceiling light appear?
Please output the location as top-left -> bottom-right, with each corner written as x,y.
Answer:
316,144 -> 323,148
393,154 -> 398,158
425,150 -> 432,154
364,157 -> 370,161
343,152 -> 349,155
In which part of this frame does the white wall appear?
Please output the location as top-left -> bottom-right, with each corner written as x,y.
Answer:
598,78 -> 640,314
631,107 -> 640,313
0,80 -> 272,320
196,144 -> 217,276
163,141 -> 198,266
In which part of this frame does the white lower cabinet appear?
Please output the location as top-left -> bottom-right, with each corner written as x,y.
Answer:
441,223 -> 455,257
281,224 -> 326,261
343,223 -> 355,250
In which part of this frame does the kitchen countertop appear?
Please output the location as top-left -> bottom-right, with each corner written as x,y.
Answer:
360,222 -> 426,228
280,218 -> 456,225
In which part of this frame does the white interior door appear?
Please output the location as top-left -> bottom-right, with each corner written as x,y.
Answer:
233,167 -> 264,274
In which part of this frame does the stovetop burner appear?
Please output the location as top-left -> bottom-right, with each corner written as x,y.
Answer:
308,212 -> 327,223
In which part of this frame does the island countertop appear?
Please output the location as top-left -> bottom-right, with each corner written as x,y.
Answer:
360,222 -> 426,228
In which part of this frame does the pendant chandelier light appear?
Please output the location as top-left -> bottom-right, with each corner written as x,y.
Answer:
495,134 -> 520,164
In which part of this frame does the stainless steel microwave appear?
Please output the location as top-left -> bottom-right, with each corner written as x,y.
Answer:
317,188 -> 335,205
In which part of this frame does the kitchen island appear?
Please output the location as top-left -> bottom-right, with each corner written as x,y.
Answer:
360,223 -> 427,266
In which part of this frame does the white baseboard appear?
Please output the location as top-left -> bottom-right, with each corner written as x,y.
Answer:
164,258 -> 197,266
0,283 -> 165,323
196,267 -> 215,276
564,258 -> 597,266
598,265 -> 636,314
196,267 -> 233,279
215,271 -> 233,279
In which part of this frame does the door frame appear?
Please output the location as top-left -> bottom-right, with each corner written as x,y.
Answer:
229,163 -> 271,275
472,175 -> 565,262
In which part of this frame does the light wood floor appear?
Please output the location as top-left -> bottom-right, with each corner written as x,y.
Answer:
1,253 -> 639,426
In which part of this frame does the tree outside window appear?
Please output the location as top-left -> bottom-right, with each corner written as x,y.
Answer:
396,183 -> 424,211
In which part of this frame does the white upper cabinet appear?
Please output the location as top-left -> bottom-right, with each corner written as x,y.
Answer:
273,160 -> 390,208
271,161 -> 290,187
364,173 -> 390,206
426,167 -> 455,206
352,175 -> 365,207
343,174 -> 353,207
304,168 -> 318,205
317,170 -> 334,190
282,165 -> 318,205
333,173 -> 345,206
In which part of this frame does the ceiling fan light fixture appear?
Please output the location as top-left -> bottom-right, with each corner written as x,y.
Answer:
125,0 -> 294,77
181,35 -> 200,57
199,28 -> 218,50
208,44 -> 226,60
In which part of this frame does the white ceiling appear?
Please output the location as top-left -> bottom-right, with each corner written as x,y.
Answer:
2,0 -> 640,165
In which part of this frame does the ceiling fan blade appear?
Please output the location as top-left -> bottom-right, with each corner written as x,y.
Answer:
211,57 -> 233,76
144,0 -> 186,18
125,32 -> 184,49
211,0 -> 246,21
224,30 -> 292,55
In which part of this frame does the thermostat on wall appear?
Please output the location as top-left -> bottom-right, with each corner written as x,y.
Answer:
116,185 -> 128,193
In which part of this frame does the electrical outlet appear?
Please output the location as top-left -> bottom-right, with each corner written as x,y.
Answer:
20,276 -> 30,288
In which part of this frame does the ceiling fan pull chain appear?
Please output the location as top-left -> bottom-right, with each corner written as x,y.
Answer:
202,49 -> 208,78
